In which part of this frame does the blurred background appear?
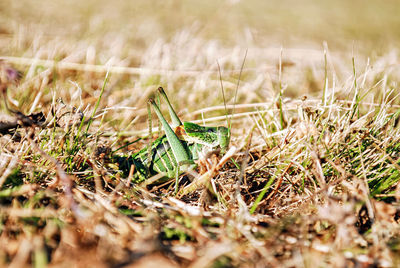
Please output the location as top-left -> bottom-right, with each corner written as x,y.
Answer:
1,0 -> 400,130
2,0 -> 400,55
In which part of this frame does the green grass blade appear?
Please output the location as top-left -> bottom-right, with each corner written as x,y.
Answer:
250,176 -> 275,214
85,70 -> 110,133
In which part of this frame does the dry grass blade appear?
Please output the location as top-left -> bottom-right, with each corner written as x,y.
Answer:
179,146 -> 237,196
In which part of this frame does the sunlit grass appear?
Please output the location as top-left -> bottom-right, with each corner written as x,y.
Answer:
1,1 -> 400,266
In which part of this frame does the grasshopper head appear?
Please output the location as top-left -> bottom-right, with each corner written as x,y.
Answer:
217,126 -> 230,153
181,122 -> 230,153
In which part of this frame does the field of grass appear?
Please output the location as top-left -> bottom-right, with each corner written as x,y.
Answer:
1,1 -> 400,267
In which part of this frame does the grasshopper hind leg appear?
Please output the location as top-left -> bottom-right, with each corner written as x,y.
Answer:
148,98 -> 190,170
157,87 -> 182,128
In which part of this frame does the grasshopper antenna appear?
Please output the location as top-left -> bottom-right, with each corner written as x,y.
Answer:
230,49 -> 248,130
216,60 -> 229,127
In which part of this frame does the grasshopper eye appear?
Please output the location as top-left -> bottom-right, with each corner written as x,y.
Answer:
217,126 -> 230,153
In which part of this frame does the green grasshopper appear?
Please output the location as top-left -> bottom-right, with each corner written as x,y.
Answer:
117,87 -> 230,183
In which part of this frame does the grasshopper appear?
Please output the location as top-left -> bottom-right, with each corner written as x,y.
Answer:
118,87 -> 230,183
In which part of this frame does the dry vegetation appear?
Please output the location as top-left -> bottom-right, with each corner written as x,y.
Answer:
1,1 -> 400,267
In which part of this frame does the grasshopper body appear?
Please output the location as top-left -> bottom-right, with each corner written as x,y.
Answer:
117,87 -> 230,183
